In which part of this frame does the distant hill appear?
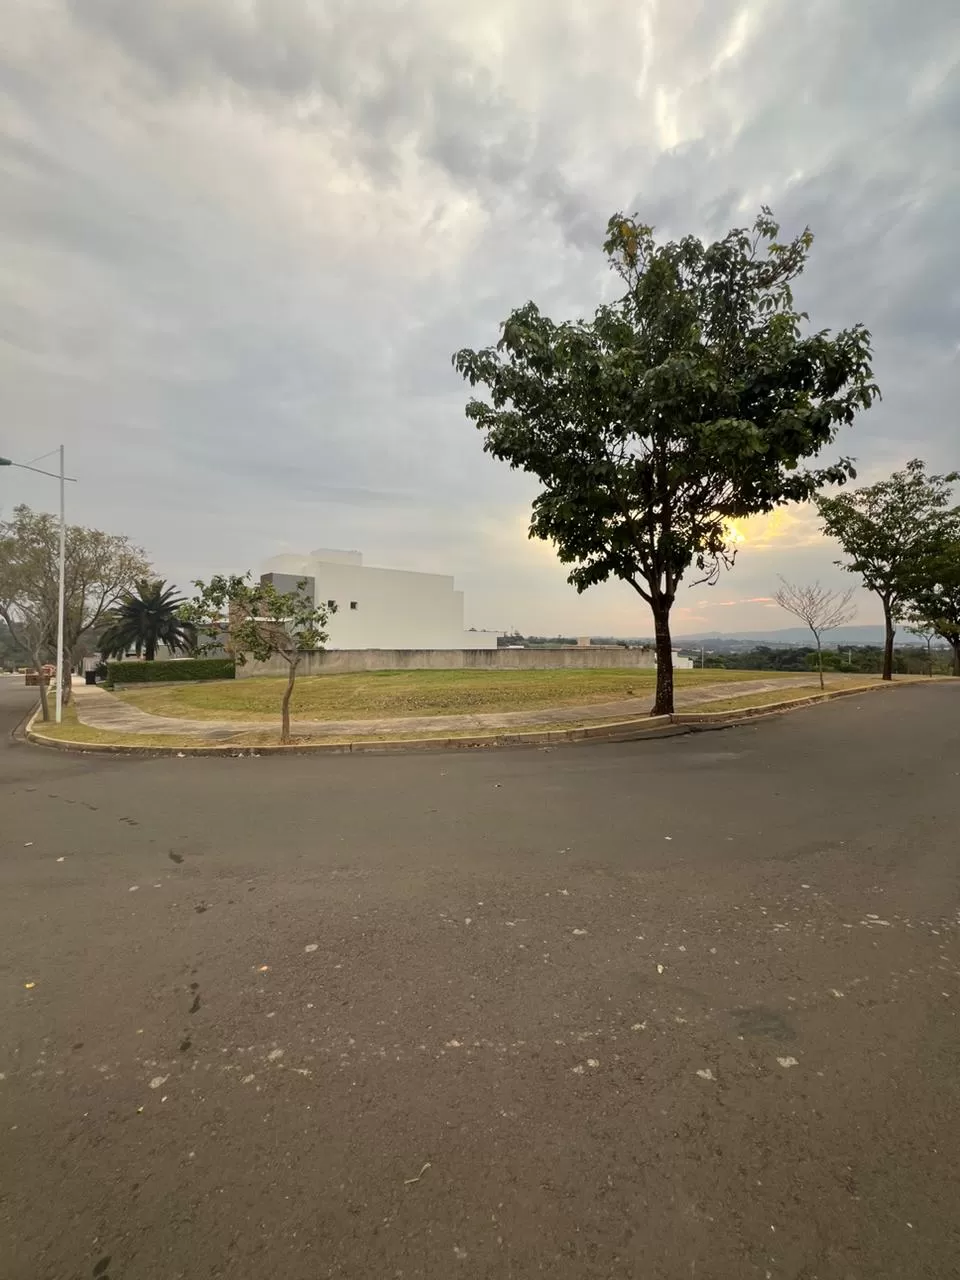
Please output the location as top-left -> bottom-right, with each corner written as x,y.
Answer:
672,625 -> 927,647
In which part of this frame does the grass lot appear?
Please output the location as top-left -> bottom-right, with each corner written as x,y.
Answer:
115,667 -> 803,723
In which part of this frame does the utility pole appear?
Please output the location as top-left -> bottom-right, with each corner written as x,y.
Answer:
0,446 -> 75,723
55,445 -> 66,724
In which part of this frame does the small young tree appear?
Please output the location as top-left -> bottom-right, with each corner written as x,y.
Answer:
454,208 -> 877,714
181,575 -> 335,743
816,461 -> 960,681
774,579 -> 857,690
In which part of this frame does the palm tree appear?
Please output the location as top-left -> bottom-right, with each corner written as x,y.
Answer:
98,579 -> 196,662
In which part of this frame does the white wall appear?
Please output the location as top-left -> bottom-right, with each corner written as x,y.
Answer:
261,550 -> 498,650
239,646 -> 659,678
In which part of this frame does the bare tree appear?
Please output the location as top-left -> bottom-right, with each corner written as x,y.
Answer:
906,620 -> 938,676
774,579 -> 857,690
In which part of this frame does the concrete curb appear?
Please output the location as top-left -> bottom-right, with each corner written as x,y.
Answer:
9,699 -> 41,746
26,677 -> 945,758
25,713 -> 682,757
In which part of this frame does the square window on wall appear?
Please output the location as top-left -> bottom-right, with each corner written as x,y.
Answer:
350,601 -> 358,610
327,600 -> 336,609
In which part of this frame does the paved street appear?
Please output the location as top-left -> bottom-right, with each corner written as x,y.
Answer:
2,676 -> 959,1280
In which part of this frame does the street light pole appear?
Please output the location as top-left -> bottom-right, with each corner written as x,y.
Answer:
55,445 -> 66,724
1,448 -> 77,723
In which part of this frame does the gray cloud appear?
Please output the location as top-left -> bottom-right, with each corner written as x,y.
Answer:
1,0 -> 957,636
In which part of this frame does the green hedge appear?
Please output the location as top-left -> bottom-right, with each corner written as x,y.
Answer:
105,657 -> 235,686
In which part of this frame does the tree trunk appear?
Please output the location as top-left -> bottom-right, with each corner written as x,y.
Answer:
881,602 -> 895,682
146,640 -> 156,662
25,639 -> 52,721
816,637 -> 825,691
37,670 -> 50,722
61,649 -> 73,706
951,639 -> 960,678
652,600 -> 675,717
280,660 -> 298,744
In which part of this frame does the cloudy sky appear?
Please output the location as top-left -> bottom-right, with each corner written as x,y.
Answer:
2,0 -> 957,637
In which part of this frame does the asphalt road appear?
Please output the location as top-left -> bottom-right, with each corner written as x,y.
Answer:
2,677 -> 959,1280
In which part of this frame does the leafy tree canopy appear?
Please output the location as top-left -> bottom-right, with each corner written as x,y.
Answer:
454,207 -> 877,713
907,537 -> 960,676
0,503 -> 149,688
816,460 -> 960,679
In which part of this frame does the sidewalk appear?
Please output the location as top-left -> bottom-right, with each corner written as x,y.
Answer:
69,676 -> 826,741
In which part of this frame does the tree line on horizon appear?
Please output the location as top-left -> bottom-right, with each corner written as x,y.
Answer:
698,643 -> 953,678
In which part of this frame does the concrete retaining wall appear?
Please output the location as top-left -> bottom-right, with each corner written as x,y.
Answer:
237,646 -> 657,679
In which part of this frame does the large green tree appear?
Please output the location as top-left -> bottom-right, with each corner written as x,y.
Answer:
0,504 -> 149,698
906,538 -> 960,677
98,579 -> 195,662
816,461 -> 960,681
454,208 -> 878,713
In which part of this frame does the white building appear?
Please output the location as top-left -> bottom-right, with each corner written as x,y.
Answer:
260,548 -> 499,651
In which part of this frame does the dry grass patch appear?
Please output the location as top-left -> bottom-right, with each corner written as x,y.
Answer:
115,667 -> 801,724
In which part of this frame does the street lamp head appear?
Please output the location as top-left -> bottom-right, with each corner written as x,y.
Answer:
0,455 -> 77,481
